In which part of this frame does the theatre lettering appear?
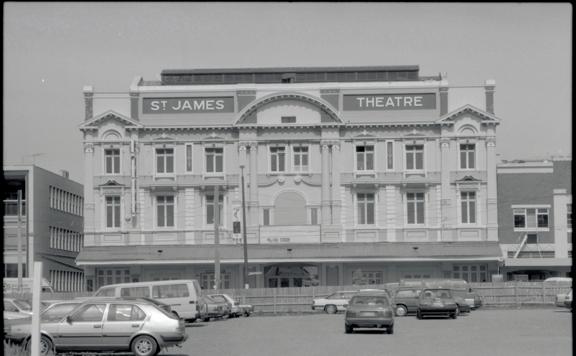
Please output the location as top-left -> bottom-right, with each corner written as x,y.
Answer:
143,97 -> 234,113
343,93 -> 436,111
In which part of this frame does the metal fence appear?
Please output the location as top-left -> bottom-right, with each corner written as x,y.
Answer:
5,282 -> 571,314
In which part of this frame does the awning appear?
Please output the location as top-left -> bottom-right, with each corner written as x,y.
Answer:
504,258 -> 572,267
76,241 -> 503,266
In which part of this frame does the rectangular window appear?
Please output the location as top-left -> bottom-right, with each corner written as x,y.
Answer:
513,208 -> 549,229
205,147 -> 224,173
356,145 -> 374,171
263,208 -> 271,226
357,193 -> 375,225
567,204 -> 572,229
185,144 -> 193,172
281,116 -> 296,123
407,192 -> 425,224
461,192 -> 477,224
105,149 -> 120,174
387,141 -> 394,170
405,145 -> 424,170
156,196 -> 175,227
206,194 -> 224,225
270,146 -> 286,172
293,146 -> 309,172
460,144 -> 476,169
105,196 -> 121,228
156,148 -> 174,174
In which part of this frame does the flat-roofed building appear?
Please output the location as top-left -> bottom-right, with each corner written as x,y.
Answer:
78,66 -> 502,290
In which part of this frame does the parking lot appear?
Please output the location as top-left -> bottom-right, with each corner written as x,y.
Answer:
168,308 -> 572,356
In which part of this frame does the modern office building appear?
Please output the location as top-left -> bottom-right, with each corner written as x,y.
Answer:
3,165 -> 85,291
497,157 -> 572,280
77,66 -> 503,290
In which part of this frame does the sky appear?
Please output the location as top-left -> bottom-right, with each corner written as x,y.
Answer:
3,2 -> 572,183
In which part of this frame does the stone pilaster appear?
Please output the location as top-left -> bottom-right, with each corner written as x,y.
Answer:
248,142 -> 259,226
553,189 -> 570,259
83,143 -> 95,244
83,86 -> 93,121
486,138 -> 498,241
130,92 -> 140,121
321,143 -> 331,224
439,80 -> 449,116
485,79 -> 496,114
440,138 -> 452,241
330,143 -> 341,224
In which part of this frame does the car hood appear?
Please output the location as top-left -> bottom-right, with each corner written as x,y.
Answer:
347,305 -> 391,312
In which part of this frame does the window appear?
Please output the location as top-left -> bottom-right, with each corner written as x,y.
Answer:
104,148 -> 120,174
71,304 -> 106,322
120,287 -> 150,298
156,196 -> 175,227
185,144 -> 193,172
352,271 -> 383,285
513,208 -> 549,229
387,141 -> 394,170
293,146 -> 309,172
270,146 -> 286,172
405,145 -> 424,170
199,272 -> 231,290
263,208 -> 271,226
152,284 -> 189,298
357,193 -> 375,225
105,196 -> 121,228
407,192 -> 425,224
206,194 -> 224,225
205,147 -> 224,173
107,304 -> 146,322
453,264 -> 487,282
281,116 -> 296,123
356,145 -> 374,171
461,192 -> 477,224
568,204 -> 572,229
460,144 -> 476,169
156,148 -> 174,174
96,269 -> 130,290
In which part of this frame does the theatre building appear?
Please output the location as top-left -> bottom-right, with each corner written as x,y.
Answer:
77,66 -> 503,290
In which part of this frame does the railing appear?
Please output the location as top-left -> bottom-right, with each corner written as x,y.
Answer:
7,281 -> 570,314
3,200 -> 26,216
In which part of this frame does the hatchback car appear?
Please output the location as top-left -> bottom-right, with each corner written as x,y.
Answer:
312,291 -> 358,314
198,295 -> 231,321
5,298 -> 187,356
417,288 -> 458,319
344,291 -> 394,334
208,294 -> 253,317
4,298 -> 33,317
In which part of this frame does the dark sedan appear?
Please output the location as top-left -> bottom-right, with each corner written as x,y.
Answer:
417,288 -> 458,319
344,291 -> 394,334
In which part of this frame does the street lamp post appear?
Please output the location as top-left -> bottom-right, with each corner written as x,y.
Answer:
240,165 -> 249,289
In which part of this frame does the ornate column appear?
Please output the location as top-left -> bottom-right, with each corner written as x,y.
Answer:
330,142 -> 341,224
83,86 -> 93,121
248,142 -> 259,226
321,143 -> 331,225
440,138 -> 452,241
486,137 -> 498,241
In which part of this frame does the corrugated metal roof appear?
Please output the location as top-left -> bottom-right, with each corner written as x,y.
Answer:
161,66 -> 420,75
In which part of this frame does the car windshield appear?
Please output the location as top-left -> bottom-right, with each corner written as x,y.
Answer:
13,299 -> 32,311
350,295 -> 389,306
209,295 -> 227,303
41,303 -> 81,322
421,290 -> 452,300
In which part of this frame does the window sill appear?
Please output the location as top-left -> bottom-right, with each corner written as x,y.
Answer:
513,228 -> 550,232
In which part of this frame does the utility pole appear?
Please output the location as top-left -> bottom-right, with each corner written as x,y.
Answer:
17,190 -> 23,291
213,185 -> 221,290
240,166 -> 249,289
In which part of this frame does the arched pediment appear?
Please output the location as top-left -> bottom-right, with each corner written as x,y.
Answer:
234,92 -> 342,126
437,104 -> 501,125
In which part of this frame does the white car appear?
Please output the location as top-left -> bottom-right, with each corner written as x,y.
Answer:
208,294 -> 253,317
312,291 -> 358,314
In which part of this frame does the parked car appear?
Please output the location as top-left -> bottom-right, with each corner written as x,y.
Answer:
417,288 -> 458,319
4,298 -> 33,316
5,298 -> 187,356
392,287 -> 422,316
563,289 -> 572,311
344,291 -> 394,334
198,295 -> 231,321
312,291 -> 358,314
208,294 -> 253,317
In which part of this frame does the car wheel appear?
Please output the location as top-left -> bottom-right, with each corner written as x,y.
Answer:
25,335 -> 55,356
395,305 -> 408,317
416,310 -> 423,320
455,306 -> 460,316
131,335 -> 158,356
203,317 -> 210,322
244,311 -> 251,317
325,305 -> 338,314
387,325 -> 394,335
345,324 -> 353,334
451,311 -> 458,319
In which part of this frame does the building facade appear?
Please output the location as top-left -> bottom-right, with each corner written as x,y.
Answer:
497,157 -> 572,280
3,165 -> 85,291
77,66 -> 502,290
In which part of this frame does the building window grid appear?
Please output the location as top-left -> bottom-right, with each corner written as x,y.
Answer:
155,148 -> 174,174
568,204 -> 572,230
293,146 -> 309,172
206,194 -> 224,225
386,141 -> 394,170
405,145 -> 424,171
156,195 -> 175,228
270,146 -> 287,173
357,193 -> 375,225
356,145 -> 374,171
459,144 -> 476,170
406,192 -> 425,225
185,144 -> 193,172
460,191 -> 477,224
49,186 -> 82,217
513,207 -> 549,230
205,147 -> 224,174
105,196 -> 121,229
104,148 -> 120,174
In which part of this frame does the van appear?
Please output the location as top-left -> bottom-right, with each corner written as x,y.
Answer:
3,278 -> 55,293
91,279 -> 202,322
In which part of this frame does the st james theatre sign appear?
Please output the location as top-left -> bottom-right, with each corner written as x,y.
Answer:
142,97 -> 235,113
343,93 -> 436,111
